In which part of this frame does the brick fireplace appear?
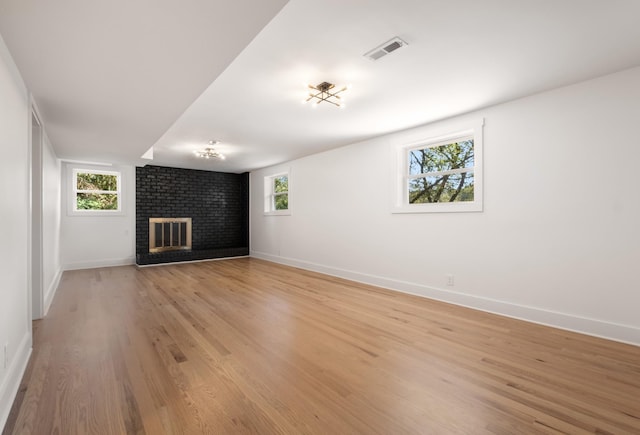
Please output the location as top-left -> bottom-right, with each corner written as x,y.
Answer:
136,165 -> 249,265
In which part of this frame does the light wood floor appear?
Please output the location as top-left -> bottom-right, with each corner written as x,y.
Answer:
4,258 -> 640,434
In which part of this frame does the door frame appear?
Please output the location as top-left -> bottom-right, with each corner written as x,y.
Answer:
30,105 -> 44,320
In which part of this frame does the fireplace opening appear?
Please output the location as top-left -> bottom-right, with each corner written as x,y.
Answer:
149,218 -> 192,253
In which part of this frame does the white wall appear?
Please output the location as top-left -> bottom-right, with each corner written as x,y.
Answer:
60,163 -> 136,270
251,67 -> 640,346
0,34 -> 32,429
42,134 -> 62,313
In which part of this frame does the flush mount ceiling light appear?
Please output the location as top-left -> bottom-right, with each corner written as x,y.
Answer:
195,140 -> 225,160
304,81 -> 348,107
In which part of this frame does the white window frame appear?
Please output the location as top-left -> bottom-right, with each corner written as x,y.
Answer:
264,171 -> 291,216
68,166 -> 123,215
393,118 -> 483,213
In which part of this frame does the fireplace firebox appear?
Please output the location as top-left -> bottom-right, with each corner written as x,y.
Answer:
149,218 -> 192,253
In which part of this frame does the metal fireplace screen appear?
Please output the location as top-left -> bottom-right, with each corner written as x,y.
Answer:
149,218 -> 192,253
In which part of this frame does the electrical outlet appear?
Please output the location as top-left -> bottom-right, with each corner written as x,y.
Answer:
446,274 -> 454,286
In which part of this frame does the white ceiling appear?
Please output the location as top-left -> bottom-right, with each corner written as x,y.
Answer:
0,0 -> 288,165
2,0 -> 640,173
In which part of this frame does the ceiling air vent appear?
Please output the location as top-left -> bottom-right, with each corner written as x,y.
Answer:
364,37 -> 408,61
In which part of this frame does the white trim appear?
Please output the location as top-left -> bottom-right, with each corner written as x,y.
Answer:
60,159 -> 112,167
63,162 -> 127,217
43,267 -> 62,316
250,250 -> 640,347
392,118 -> 484,213
29,102 -> 44,320
71,168 -> 122,214
408,167 -> 472,180
263,170 -> 291,216
0,332 -> 32,431
264,209 -> 292,216
63,256 -> 135,271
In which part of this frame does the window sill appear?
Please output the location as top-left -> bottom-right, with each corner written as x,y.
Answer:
68,209 -> 125,217
264,210 -> 291,216
392,202 -> 482,214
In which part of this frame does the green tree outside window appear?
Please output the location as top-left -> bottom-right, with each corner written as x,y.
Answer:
408,139 -> 474,204
273,175 -> 288,210
75,171 -> 120,210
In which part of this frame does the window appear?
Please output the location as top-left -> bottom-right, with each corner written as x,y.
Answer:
72,168 -> 121,212
394,119 -> 483,213
264,172 -> 290,215
408,137 -> 475,203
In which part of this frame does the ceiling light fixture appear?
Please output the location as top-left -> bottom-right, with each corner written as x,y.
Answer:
195,140 -> 225,160
304,81 -> 348,107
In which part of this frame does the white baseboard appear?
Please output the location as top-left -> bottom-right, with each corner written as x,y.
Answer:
250,250 -> 640,347
63,256 -> 135,271
43,267 -> 62,316
0,332 -> 32,432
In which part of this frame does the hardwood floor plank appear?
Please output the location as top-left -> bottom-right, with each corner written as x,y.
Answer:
3,258 -> 640,434
5,342 -> 51,435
